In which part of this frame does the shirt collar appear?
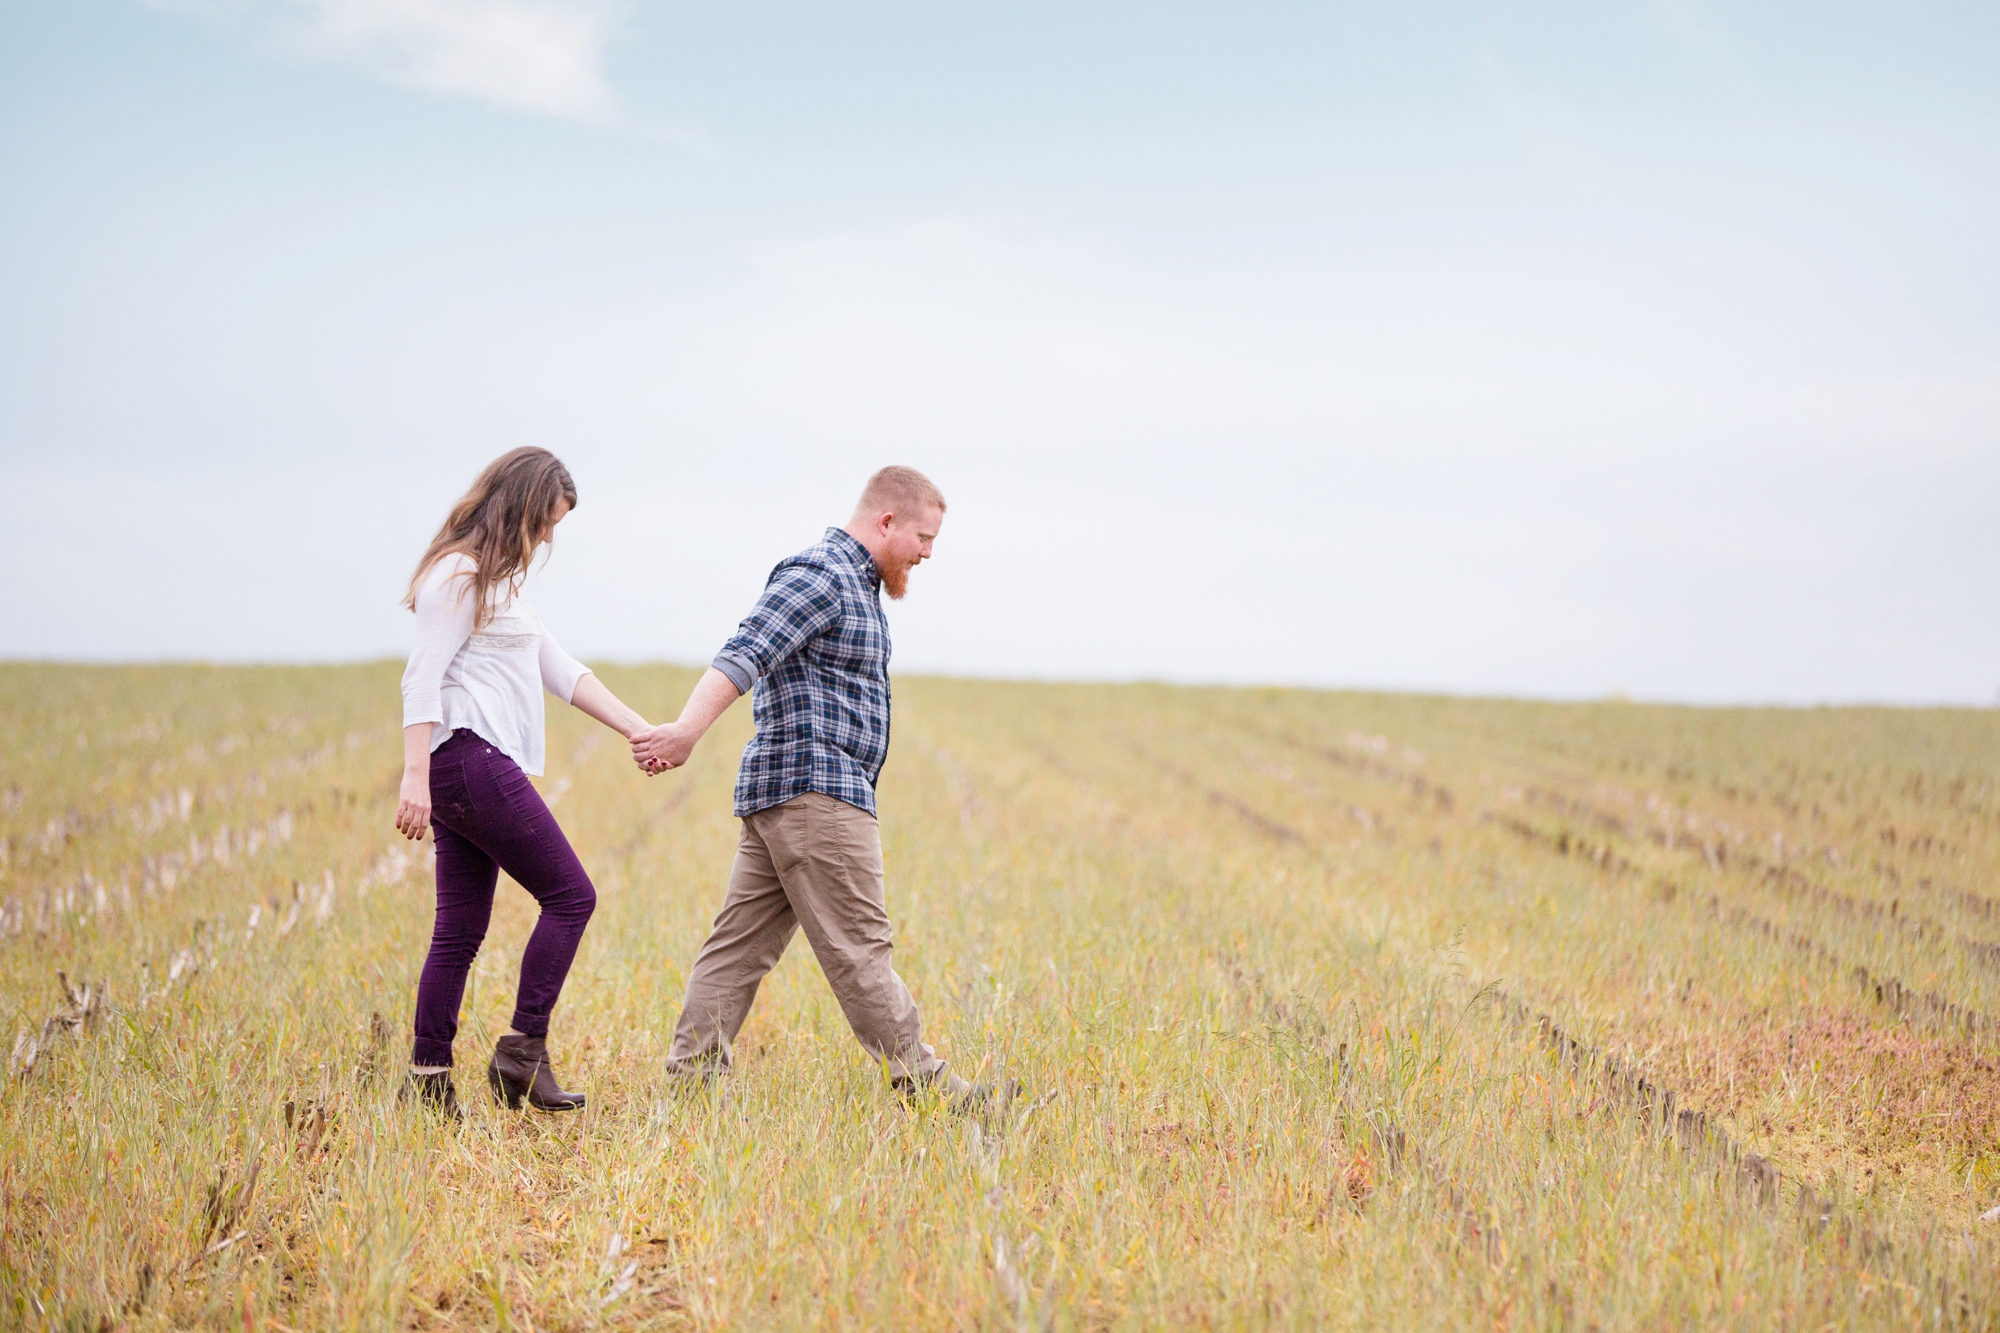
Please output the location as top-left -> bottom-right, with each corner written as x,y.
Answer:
824,526 -> 881,589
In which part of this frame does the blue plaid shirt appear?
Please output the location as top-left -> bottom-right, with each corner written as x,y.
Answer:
711,528 -> 892,818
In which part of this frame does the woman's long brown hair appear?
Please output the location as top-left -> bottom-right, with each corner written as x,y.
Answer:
405,448 -> 578,629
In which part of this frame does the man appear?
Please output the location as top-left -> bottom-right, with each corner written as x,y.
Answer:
631,466 -> 1000,1108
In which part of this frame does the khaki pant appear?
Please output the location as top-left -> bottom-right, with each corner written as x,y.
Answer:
667,792 -> 944,1082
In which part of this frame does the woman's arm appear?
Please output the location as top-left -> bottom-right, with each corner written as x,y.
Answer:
396,722 -> 435,840
397,555 -> 475,842
538,632 -> 648,739
402,555 -> 476,735
568,673 -> 650,740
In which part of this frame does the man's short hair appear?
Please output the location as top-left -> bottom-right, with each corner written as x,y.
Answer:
857,466 -> 946,519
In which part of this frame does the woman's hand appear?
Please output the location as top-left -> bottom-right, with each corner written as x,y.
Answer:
636,720 -> 684,772
629,669 -> 742,776
397,722 -> 435,840
396,768 -> 432,840
632,721 -> 695,774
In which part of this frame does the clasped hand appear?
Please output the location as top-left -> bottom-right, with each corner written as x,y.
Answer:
631,721 -> 694,775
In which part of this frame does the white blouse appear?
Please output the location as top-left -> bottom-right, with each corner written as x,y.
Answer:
399,553 -> 590,777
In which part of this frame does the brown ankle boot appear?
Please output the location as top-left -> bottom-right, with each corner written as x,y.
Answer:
487,1034 -> 586,1112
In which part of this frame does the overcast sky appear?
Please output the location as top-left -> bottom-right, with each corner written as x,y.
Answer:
1,1 -> 1994,703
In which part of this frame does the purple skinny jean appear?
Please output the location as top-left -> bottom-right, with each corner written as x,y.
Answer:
412,730 -> 596,1068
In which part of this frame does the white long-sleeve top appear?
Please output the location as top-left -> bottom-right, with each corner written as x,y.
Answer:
400,553 -> 590,777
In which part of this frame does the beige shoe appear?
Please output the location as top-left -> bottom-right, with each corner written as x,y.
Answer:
663,1059 -> 728,1095
894,1070 -> 1022,1115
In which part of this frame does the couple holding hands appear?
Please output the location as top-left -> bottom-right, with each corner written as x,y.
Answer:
394,449 -> 990,1118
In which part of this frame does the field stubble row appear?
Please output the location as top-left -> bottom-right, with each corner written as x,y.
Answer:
1,664 -> 1997,1330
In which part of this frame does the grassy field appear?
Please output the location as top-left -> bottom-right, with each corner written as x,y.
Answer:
3,662 -> 1998,1330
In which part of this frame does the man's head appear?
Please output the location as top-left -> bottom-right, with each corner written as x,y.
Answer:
844,466 -> 946,600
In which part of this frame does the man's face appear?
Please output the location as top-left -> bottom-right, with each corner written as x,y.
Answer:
875,503 -> 943,600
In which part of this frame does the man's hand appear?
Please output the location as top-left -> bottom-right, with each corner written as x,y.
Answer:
630,667 -> 743,776
632,721 -> 696,774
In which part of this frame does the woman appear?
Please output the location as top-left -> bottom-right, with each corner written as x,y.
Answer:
394,447 -> 648,1118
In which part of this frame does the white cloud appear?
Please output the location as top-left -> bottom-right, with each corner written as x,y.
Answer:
146,0 -> 624,123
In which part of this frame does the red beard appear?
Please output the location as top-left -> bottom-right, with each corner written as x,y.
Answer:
878,556 -> 912,600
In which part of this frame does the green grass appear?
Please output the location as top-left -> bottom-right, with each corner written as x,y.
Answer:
2,664 -> 1997,1329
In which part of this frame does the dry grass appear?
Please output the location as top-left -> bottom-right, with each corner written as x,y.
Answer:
2,663 -> 1998,1329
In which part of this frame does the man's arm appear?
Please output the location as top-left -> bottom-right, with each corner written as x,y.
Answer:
630,563 -> 841,774
631,668 -> 740,772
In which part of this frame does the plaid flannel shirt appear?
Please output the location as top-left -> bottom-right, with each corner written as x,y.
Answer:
711,527 -> 893,818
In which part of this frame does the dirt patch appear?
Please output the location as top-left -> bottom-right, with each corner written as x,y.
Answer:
1624,1004 -> 2000,1206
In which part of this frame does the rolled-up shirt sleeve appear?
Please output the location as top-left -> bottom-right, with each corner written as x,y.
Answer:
538,630 -> 591,704
712,564 -> 842,693
401,557 -> 477,728
711,649 -> 757,696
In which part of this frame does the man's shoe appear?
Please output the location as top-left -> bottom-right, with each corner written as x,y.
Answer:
402,1070 -> 463,1122
894,1070 -> 1022,1116
488,1034 -> 587,1112
663,1059 -> 728,1095
947,1076 -> 1023,1116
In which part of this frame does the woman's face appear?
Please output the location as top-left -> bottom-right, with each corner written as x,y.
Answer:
539,499 -> 572,546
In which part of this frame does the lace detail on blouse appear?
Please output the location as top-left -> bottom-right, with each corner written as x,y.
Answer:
466,631 -> 540,653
